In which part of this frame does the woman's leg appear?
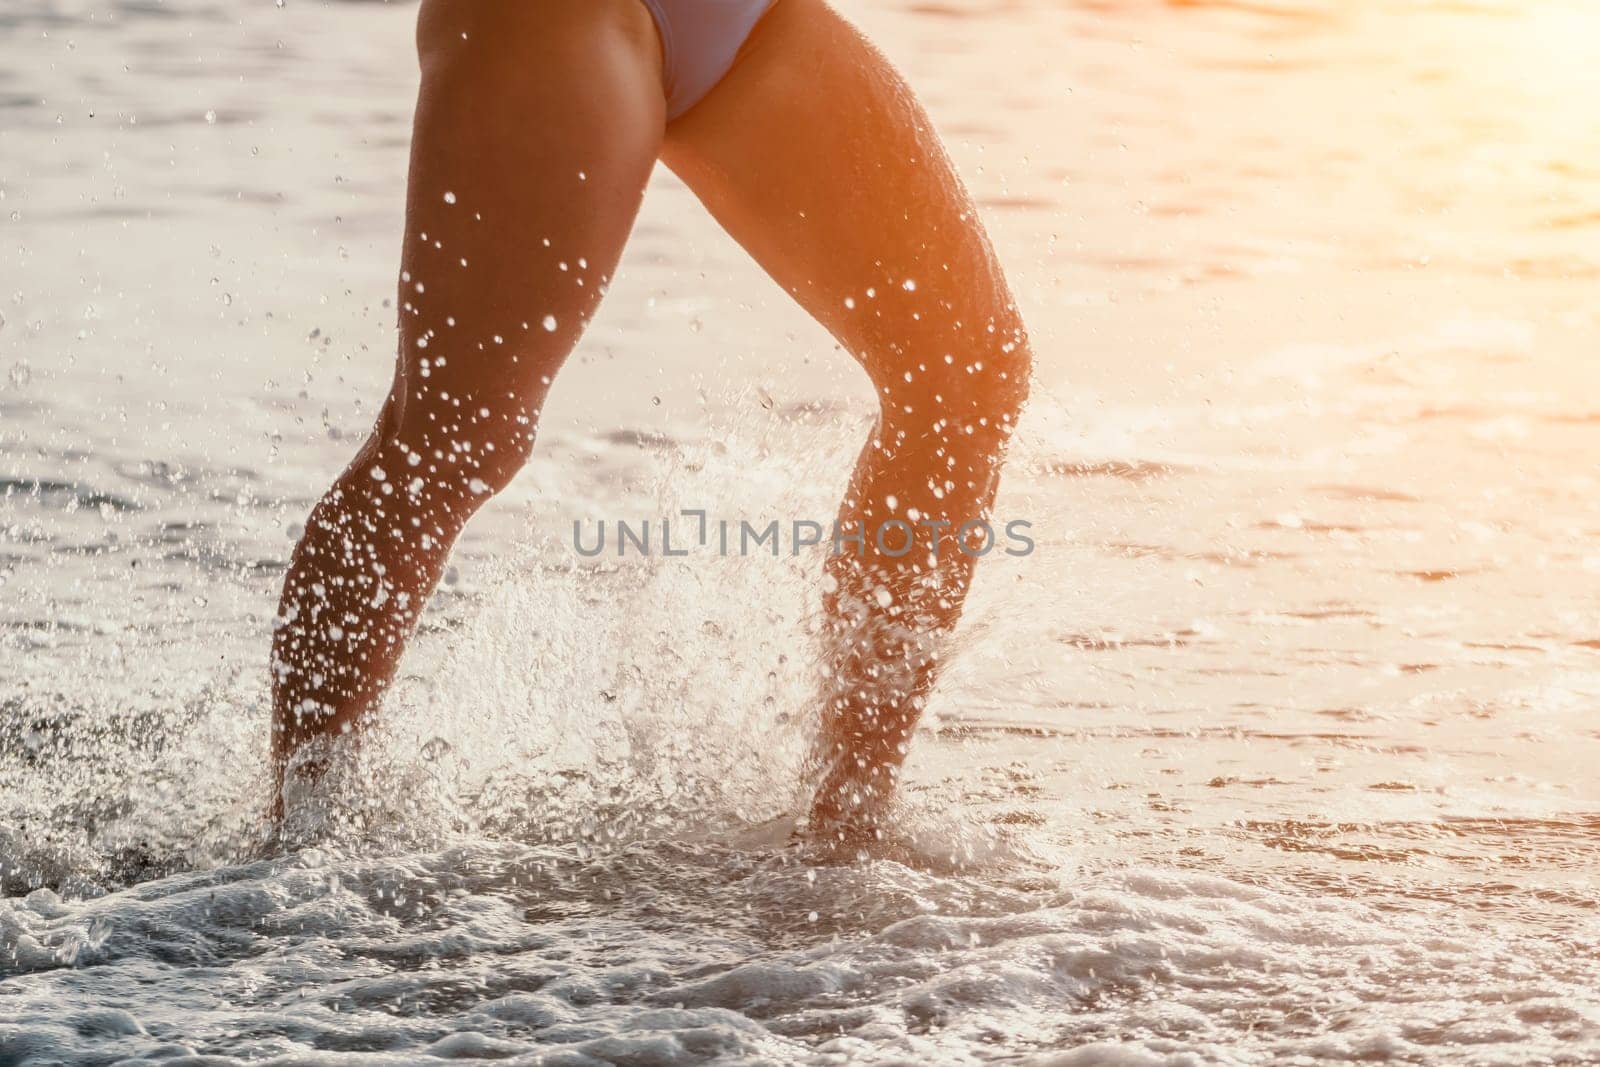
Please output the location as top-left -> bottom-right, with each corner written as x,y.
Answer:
660,0 -> 1033,834
270,0 -> 665,807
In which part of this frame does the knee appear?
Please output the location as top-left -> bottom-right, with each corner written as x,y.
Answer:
878,327 -> 1033,449
981,332 -> 1032,435
381,391 -> 541,513
974,314 -> 1032,424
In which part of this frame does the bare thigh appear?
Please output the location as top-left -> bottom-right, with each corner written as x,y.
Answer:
660,0 -> 1029,407
392,0 -> 668,481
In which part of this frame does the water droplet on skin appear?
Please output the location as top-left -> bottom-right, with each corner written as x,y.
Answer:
542,315 -> 557,332
443,191 -> 457,204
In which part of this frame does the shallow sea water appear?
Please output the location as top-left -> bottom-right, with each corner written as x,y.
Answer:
3,0 -> 1600,1063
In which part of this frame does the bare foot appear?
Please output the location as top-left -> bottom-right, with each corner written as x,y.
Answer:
265,734 -> 345,843
804,743 -> 901,848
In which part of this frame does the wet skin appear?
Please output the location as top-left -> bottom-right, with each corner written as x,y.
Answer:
269,0 -> 1032,837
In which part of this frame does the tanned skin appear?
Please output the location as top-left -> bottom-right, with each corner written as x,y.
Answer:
269,0 -> 1031,837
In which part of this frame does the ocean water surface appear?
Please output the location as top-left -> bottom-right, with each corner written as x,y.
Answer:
3,0 -> 1599,1062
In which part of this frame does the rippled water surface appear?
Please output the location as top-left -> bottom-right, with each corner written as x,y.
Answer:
3,0 -> 1599,1063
